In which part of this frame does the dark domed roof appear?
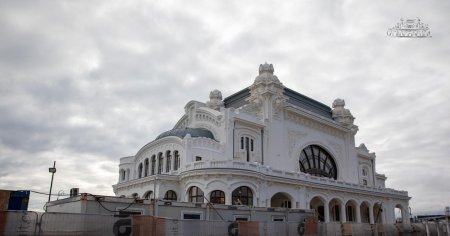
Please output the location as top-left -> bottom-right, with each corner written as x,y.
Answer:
155,128 -> 214,140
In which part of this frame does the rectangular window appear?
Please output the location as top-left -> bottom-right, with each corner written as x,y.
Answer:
196,156 -> 202,161
250,139 -> 254,152
234,215 -> 250,221
241,137 -> 244,149
181,211 -> 203,220
272,216 -> 285,222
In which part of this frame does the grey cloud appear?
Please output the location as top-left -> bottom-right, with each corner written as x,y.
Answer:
0,0 -> 449,214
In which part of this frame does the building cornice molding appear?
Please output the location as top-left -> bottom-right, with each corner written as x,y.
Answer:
285,106 -> 349,138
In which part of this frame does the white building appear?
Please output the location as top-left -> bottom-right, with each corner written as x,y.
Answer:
112,63 -> 410,224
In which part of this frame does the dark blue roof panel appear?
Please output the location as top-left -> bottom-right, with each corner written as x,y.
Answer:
223,87 -> 332,120
156,128 -> 215,140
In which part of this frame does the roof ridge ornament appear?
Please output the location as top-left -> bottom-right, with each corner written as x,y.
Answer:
254,62 -> 280,84
206,89 -> 224,110
332,98 -> 358,134
259,62 -> 274,75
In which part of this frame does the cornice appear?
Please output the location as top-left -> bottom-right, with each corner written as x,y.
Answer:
285,106 -> 349,138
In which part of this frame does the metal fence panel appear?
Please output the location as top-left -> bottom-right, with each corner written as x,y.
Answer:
349,223 -> 372,236
132,215 -> 232,236
0,211 -> 38,236
177,219 -> 230,236
40,212 -> 132,236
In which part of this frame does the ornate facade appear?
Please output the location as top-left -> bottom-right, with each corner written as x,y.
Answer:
112,63 -> 410,224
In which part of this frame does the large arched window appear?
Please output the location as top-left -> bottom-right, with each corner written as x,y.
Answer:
299,145 -> 337,179
232,186 -> 253,206
188,186 -> 204,203
138,163 -> 143,178
144,158 -> 149,177
210,190 -> 225,204
164,190 -> 177,201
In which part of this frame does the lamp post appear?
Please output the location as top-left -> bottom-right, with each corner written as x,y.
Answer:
47,161 -> 56,210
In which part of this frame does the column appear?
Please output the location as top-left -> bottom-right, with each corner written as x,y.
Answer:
356,204 -> 362,223
369,206 -> 374,224
340,204 -> 347,223
225,192 -> 232,205
324,200 -> 330,223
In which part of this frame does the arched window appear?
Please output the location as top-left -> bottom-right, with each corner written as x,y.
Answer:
166,151 -> 171,173
188,186 -> 204,203
210,190 -> 225,204
164,190 -> 177,201
151,155 -> 156,175
138,163 -> 143,178
299,145 -> 337,179
120,169 -> 126,181
158,152 -> 163,174
174,151 -> 180,171
144,158 -> 149,177
143,191 -> 153,199
232,186 -> 253,206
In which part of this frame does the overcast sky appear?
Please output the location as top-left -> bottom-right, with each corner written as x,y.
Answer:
0,0 -> 449,215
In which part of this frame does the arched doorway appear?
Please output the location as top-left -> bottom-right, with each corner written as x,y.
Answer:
373,203 -> 383,223
360,201 -> 370,223
270,192 -> 292,208
309,196 -> 325,222
345,200 -> 357,222
395,204 -> 404,223
329,198 -> 342,222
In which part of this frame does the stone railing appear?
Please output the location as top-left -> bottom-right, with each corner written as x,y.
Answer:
183,160 -> 409,197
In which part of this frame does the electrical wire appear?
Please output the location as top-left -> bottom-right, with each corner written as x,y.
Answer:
86,193 -> 138,213
30,190 -> 70,196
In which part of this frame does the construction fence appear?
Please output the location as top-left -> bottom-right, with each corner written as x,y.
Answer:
1,210 -> 449,236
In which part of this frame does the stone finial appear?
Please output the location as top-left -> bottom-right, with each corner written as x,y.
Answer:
206,89 -> 224,110
254,62 -> 280,83
259,62 -> 274,75
331,98 -> 355,127
358,143 -> 369,152
209,89 -> 222,100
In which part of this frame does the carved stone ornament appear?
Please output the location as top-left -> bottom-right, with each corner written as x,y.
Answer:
243,63 -> 287,120
331,98 -> 358,134
357,143 -> 369,153
206,89 -> 224,110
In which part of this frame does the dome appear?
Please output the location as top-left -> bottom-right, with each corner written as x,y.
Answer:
155,128 -> 215,140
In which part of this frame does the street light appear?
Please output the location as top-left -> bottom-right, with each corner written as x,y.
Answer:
47,161 -> 56,211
